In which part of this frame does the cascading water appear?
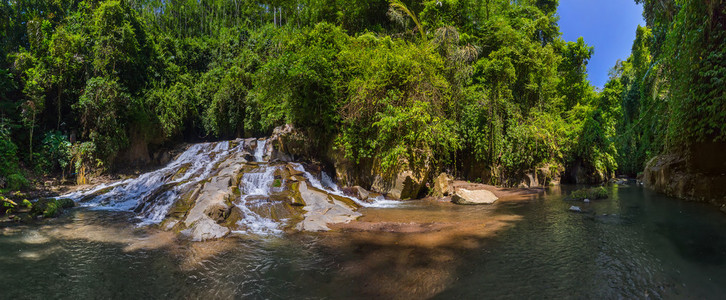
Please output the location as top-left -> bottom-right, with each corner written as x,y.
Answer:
290,163 -> 401,208
233,166 -> 284,235
58,137 -> 400,239
254,140 -> 266,162
62,141 -> 242,224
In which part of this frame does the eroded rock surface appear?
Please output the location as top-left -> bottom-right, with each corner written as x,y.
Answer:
63,137 -> 368,241
452,189 -> 498,205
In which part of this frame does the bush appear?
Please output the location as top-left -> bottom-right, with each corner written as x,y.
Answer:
6,173 -> 28,191
30,198 -> 73,218
0,122 -> 19,178
566,186 -> 608,201
39,131 -> 72,175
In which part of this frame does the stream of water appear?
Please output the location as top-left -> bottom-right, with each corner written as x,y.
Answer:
1,183 -> 725,299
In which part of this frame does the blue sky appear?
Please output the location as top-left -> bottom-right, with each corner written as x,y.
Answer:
557,0 -> 645,88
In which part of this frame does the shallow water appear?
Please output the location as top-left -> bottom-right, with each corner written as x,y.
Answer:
2,184 -> 726,299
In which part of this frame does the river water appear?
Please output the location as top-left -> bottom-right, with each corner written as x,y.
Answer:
1,184 -> 725,299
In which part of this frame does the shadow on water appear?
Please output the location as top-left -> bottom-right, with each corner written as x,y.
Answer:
434,185 -> 726,299
2,185 -> 726,299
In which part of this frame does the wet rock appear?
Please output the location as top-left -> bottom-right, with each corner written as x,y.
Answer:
432,173 -> 453,197
205,203 -> 230,224
569,206 -> 582,212
180,218 -> 230,241
451,189 -> 498,205
29,198 -> 74,218
295,182 -> 361,231
351,186 -> 370,201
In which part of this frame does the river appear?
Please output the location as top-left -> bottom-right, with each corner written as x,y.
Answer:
1,183 -> 725,299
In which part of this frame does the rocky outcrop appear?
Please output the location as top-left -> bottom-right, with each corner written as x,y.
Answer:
67,136 -> 369,241
644,142 -> 726,212
432,173 -> 453,197
294,181 -> 361,231
371,170 -> 428,200
451,189 -> 498,205
565,159 -> 609,184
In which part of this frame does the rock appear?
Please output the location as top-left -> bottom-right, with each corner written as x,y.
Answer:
644,144 -> 726,212
371,170 -> 427,200
432,173 -> 453,197
566,187 -> 608,201
569,205 -> 582,212
295,181 -> 361,231
30,198 -> 64,218
180,218 -> 230,241
451,189 -> 498,205
268,124 -> 311,162
351,186 -> 370,201
56,198 -> 75,209
583,199 -> 590,203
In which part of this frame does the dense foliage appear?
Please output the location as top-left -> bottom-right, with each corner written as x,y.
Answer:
0,0 -> 720,192
614,0 -> 725,175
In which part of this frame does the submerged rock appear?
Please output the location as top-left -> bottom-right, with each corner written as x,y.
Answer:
451,189 -> 498,205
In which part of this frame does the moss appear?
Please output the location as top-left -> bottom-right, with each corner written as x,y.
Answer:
288,182 -> 306,206
56,198 -> 75,209
30,198 -> 62,218
1,196 -> 17,214
6,174 -> 28,191
273,179 -> 282,188
566,187 -> 609,201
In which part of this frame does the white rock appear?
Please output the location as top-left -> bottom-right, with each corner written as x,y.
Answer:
451,189 -> 498,205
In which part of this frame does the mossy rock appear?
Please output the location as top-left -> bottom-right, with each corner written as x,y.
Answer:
30,198 -> 72,218
56,198 -> 76,209
566,187 -> 608,201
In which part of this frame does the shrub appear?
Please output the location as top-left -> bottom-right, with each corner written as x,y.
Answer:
6,173 -> 28,191
566,186 -> 608,201
30,198 -> 71,218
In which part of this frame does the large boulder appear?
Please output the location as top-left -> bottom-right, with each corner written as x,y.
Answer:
294,181 -> 361,231
268,124 -> 312,162
451,189 -> 498,205
371,170 -> 428,200
351,186 -> 370,201
432,173 -> 453,197
644,143 -> 726,211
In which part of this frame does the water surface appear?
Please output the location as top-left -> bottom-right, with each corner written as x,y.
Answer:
2,184 -> 725,299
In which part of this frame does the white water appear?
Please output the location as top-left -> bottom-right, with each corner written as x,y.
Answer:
290,163 -> 401,208
232,166 -> 284,236
62,141 -> 243,224
254,139 -> 267,162
59,138 -> 400,233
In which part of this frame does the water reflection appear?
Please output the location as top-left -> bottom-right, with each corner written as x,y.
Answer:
1,185 -> 726,299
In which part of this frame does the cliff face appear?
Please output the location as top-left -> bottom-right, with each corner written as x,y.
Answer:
643,142 -> 726,213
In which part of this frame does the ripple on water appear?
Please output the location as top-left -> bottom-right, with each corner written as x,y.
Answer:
2,186 -> 726,299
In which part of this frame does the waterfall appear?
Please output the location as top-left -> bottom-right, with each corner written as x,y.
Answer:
232,166 -> 283,236
58,137 -> 400,237
254,139 -> 266,162
61,141 -> 242,224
